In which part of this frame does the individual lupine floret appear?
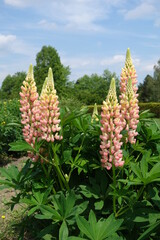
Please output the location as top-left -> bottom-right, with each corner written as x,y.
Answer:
120,48 -> 138,94
91,103 -> 99,122
100,78 -> 124,170
120,78 -> 139,144
39,68 -> 62,142
20,64 -> 41,151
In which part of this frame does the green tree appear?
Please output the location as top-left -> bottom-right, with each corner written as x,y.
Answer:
34,46 -> 70,95
74,70 -> 120,105
0,72 -> 26,100
103,69 -> 120,97
153,60 -> 160,102
138,75 -> 155,102
139,59 -> 160,103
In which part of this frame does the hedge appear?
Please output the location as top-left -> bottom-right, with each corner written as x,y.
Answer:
87,102 -> 160,118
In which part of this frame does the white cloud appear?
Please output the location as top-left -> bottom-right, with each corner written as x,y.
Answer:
0,34 -> 36,56
100,55 -> 125,66
4,0 -> 41,8
140,63 -> 154,72
4,0 -> 119,32
38,20 -> 58,30
0,34 -> 16,48
124,2 -> 155,20
122,0 -> 160,27
4,0 -> 28,7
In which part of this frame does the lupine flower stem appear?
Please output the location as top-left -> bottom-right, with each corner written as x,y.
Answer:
52,143 -> 70,191
112,164 -> 117,215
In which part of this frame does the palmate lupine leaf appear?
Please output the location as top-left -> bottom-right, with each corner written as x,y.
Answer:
9,140 -> 33,152
76,210 -> 123,240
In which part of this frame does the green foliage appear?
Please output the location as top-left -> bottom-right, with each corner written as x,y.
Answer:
0,72 -> 26,100
34,45 -> 70,95
139,102 -> 160,117
76,210 -> 123,240
138,59 -> 160,102
0,99 -> 22,158
74,70 -> 120,105
1,105 -> 160,239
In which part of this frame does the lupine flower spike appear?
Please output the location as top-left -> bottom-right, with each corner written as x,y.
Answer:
120,78 -> 139,144
120,48 -> 139,143
20,65 -> 40,146
91,103 -> 99,122
40,68 -> 62,142
100,78 -> 124,170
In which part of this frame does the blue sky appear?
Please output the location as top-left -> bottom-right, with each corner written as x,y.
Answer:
0,0 -> 160,87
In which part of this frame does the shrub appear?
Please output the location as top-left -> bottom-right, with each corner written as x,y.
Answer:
0,99 -> 22,158
139,102 -> 160,117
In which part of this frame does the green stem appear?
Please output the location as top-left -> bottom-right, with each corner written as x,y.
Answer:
78,133 -> 86,155
41,163 -> 49,178
116,206 -> 129,217
136,185 -> 145,201
112,164 -> 116,216
55,163 -> 69,190
41,161 -> 56,194
55,166 -> 64,190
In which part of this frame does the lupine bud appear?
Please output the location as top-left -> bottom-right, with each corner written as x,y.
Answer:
120,78 -> 139,144
100,78 -> 124,170
39,68 -> 62,142
20,65 -> 41,148
91,103 -> 99,122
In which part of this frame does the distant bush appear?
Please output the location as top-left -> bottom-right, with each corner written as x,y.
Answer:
0,99 -> 22,157
139,102 -> 160,117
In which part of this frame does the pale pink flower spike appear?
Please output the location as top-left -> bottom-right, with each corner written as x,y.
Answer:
120,48 -> 139,144
39,68 -> 62,142
100,78 -> 124,170
20,64 -> 41,148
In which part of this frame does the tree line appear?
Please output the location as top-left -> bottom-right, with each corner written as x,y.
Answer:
0,45 -> 160,106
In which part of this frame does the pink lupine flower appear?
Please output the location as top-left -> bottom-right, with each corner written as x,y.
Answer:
100,78 -> 124,170
120,78 -> 139,144
20,65 -> 41,148
39,68 -> 62,142
120,48 -> 139,144
120,48 -> 138,95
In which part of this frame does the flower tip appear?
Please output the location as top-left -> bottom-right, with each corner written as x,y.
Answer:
48,67 -> 53,80
110,78 -> 116,90
126,48 -> 132,63
27,64 -> 34,79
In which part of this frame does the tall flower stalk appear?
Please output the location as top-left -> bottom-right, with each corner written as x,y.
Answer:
100,78 -> 124,170
120,48 -> 139,143
100,78 -> 124,215
19,65 -> 41,161
39,68 -> 62,142
39,68 -> 68,190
